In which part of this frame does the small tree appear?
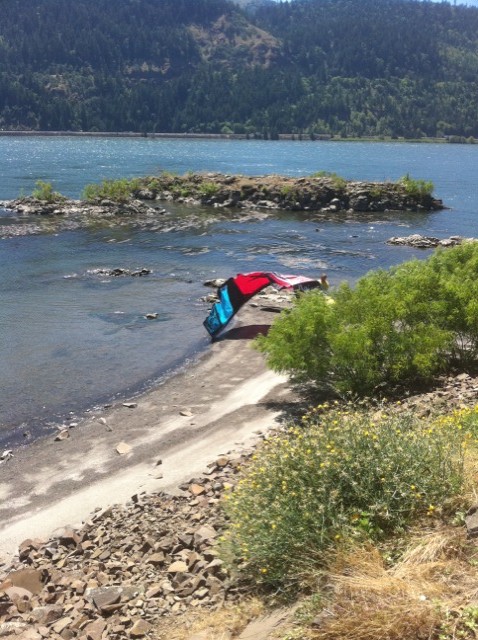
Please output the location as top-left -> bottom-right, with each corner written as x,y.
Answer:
31,180 -> 66,203
257,242 -> 478,397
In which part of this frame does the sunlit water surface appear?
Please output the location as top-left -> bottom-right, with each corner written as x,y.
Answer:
1,137 -> 477,447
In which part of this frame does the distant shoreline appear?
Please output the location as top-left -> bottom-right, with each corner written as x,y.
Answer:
0,130 -> 468,143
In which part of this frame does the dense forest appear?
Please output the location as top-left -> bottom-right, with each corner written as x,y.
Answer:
2,0 -> 478,137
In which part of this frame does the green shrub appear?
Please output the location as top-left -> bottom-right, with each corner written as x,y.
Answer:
256,290 -> 335,388
257,243 -> 478,396
425,242 -> 478,366
31,180 -> 66,203
280,184 -> 296,198
329,264 -> 451,394
82,178 -> 138,203
398,173 -> 434,198
198,181 -> 219,197
310,171 -> 347,190
220,405 -> 472,591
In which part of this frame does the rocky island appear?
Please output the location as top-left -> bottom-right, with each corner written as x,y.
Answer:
0,172 -> 444,239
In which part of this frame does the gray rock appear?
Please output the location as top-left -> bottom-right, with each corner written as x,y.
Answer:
466,505 -> 478,537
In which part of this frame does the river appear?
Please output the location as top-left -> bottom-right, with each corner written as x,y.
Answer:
1,136 -> 477,447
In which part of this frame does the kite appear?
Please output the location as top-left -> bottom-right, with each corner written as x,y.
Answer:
203,271 -> 327,337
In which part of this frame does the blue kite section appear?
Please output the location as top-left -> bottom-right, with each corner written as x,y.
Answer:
203,284 -> 234,337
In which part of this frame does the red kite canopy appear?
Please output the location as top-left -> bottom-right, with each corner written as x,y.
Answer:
203,271 -> 325,337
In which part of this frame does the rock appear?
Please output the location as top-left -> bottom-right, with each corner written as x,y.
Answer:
57,527 -> 80,548
18,629 -> 43,640
35,605 -> 64,625
17,538 -> 45,561
145,313 -> 158,319
0,621 -> 28,636
52,617 -> 73,635
145,584 -> 162,598
203,278 -> 226,288
116,442 -> 132,455
122,402 -> 137,409
146,553 -> 165,566
180,409 -> 194,417
130,619 -> 152,637
0,450 -> 13,464
83,618 -> 106,640
3,569 -> 44,595
466,505 -> 478,537
386,234 -> 472,248
167,561 -> 188,573
54,429 -> 70,441
193,525 -> 217,547
189,484 -> 205,496
89,586 -> 122,612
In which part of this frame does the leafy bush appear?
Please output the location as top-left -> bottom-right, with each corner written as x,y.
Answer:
311,170 -> 347,190
256,290 -> 335,389
398,173 -> 434,198
424,242 -> 478,367
221,405 -> 474,591
31,180 -> 66,203
257,243 -> 478,396
198,181 -> 219,197
82,178 -> 140,203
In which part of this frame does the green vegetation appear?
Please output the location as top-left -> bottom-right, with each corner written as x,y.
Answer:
257,243 -> 478,397
221,404 -> 476,592
82,178 -> 140,203
399,173 -> 435,198
31,180 -> 66,203
198,181 -> 220,197
217,242 -> 478,634
310,171 -> 347,190
2,0 -> 478,136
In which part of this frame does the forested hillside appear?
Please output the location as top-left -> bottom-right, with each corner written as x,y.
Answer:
2,0 -> 478,137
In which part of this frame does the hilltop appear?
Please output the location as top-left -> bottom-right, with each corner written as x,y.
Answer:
2,0 -> 478,137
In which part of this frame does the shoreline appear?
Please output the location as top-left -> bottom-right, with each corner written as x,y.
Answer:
0,130 -> 462,143
0,302 -> 296,565
0,337 -> 208,451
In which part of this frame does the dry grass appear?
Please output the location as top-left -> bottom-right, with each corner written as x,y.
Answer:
148,598 -> 264,640
305,526 -> 478,640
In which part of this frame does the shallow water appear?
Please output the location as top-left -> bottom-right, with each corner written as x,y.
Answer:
1,137 -> 477,447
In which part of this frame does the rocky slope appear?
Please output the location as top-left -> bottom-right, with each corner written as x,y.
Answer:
2,370 -> 478,640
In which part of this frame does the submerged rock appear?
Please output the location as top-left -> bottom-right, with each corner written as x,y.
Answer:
86,267 -> 151,277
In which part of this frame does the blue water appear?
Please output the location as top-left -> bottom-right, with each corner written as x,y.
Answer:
1,136 -> 478,447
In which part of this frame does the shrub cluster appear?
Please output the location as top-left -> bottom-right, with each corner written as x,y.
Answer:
31,180 -> 66,203
257,243 -> 478,396
398,173 -> 434,198
220,404 -> 478,592
82,177 -> 141,203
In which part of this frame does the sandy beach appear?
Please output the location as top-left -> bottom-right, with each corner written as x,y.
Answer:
0,302 -> 296,566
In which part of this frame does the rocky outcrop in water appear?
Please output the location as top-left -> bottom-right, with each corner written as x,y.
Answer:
2,197 -> 161,219
0,173 -> 445,240
134,172 -> 444,213
86,268 -> 152,278
386,234 -> 475,248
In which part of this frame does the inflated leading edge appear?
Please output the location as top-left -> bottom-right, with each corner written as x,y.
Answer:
203,271 -> 325,337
